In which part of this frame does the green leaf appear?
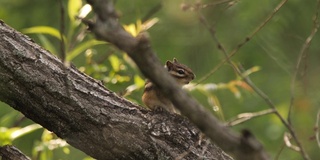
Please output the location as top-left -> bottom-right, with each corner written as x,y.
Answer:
37,34 -> 58,55
109,55 -> 120,72
0,127 -> 15,145
41,130 -> 53,142
66,40 -> 106,61
68,0 -> 82,23
207,96 -> 225,121
10,124 -> 42,140
134,75 -> 145,88
63,147 -> 70,154
22,26 -> 67,41
0,111 -> 19,126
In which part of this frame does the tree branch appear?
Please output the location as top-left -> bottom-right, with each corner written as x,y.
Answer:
0,145 -> 30,160
0,21 -> 232,159
85,0 -> 269,159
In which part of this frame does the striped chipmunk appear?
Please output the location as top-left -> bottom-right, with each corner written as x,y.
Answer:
142,58 -> 195,114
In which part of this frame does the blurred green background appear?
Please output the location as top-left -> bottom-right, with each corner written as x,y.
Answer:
0,0 -> 319,159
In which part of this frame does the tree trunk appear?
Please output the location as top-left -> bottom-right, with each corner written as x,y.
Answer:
0,21 -> 233,160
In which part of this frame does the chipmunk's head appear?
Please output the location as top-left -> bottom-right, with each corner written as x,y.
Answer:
165,58 -> 195,85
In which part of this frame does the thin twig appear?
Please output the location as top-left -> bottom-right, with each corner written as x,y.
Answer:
316,109 -> 320,148
288,0 -> 320,125
196,0 -> 288,84
195,12 -> 235,85
238,64 -> 310,160
230,0 -> 288,54
58,0 -> 66,63
226,109 -> 275,127
181,0 -> 235,11
274,143 -> 285,160
197,0 -> 310,158
283,132 -> 301,152
201,0 -> 237,9
58,0 -> 72,98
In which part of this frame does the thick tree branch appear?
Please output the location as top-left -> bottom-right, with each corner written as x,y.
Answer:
0,21 -> 232,159
0,145 -> 30,160
85,0 -> 269,159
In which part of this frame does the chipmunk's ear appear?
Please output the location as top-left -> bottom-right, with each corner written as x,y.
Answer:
166,60 -> 174,70
173,58 -> 178,63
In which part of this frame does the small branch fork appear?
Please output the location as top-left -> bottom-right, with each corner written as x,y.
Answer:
85,0 -> 269,159
194,0 -> 320,159
226,109 -> 275,127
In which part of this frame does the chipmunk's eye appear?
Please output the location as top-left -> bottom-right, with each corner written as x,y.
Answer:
177,69 -> 185,75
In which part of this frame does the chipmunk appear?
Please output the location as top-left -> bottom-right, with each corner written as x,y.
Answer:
142,58 -> 195,114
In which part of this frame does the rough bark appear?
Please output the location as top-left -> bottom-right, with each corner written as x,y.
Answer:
0,145 -> 31,160
0,21 -> 233,159
84,0 -> 270,160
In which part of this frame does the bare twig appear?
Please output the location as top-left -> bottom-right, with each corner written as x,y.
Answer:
288,0 -> 320,125
201,0 -> 238,9
181,0 -> 236,11
316,109 -> 320,148
58,0 -> 66,63
196,0 -> 288,84
283,132 -> 301,152
204,12 -> 311,160
274,143 -> 285,160
197,0 -> 310,159
238,64 -> 310,160
227,109 -> 275,127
